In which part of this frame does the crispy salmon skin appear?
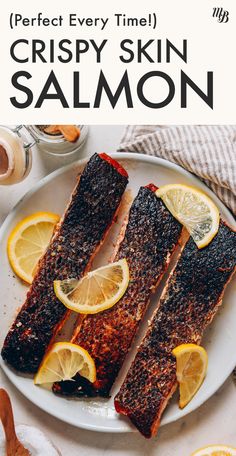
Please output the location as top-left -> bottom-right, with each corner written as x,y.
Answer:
53,185 -> 182,398
1,153 -> 128,373
115,221 -> 236,438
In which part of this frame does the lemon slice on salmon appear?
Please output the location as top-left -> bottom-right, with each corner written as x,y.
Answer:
34,342 -> 96,385
54,259 -> 129,314
156,184 -> 220,248
191,444 -> 236,456
8,212 -> 60,284
172,343 -> 208,408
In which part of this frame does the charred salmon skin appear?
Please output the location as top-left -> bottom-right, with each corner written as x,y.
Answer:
53,185 -> 182,397
1,153 -> 128,373
114,221 -> 236,438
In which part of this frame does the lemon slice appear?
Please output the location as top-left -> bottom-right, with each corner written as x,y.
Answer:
7,212 -> 60,284
172,343 -> 208,409
191,445 -> 236,456
54,259 -> 129,314
34,342 -> 96,385
156,184 -> 220,248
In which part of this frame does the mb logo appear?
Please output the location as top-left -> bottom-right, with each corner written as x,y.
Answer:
213,7 -> 229,22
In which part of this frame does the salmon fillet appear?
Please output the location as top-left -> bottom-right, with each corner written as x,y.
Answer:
1,153 -> 128,373
53,185 -> 182,397
114,220 -> 236,438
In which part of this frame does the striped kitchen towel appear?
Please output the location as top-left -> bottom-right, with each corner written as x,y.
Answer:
118,125 -> 236,215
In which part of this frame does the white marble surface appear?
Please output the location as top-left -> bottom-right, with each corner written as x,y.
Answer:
0,125 -> 235,456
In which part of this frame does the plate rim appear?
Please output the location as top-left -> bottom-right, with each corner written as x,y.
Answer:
0,152 -> 235,433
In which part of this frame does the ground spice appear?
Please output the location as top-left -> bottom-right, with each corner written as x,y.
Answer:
36,125 -> 60,136
0,145 -> 9,175
36,125 -> 80,142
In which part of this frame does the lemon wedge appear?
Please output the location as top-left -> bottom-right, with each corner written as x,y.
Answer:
156,184 -> 220,248
34,342 -> 96,385
172,343 -> 208,409
54,259 -> 129,314
7,212 -> 60,284
191,444 -> 236,456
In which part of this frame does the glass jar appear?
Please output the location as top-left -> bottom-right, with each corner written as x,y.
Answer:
25,125 -> 88,156
0,124 -> 89,185
0,126 -> 32,185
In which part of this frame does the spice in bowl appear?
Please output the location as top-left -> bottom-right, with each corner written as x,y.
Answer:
0,126 -> 32,185
26,124 -> 88,156
0,145 -> 9,176
36,125 -> 81,142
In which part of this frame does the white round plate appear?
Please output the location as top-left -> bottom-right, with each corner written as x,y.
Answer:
0,153 -> 235,433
